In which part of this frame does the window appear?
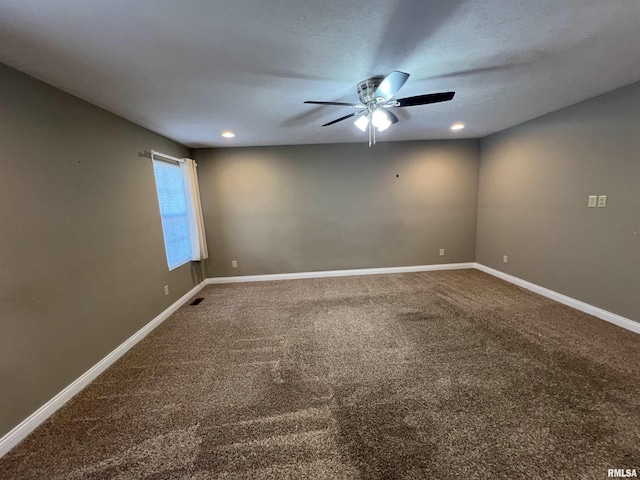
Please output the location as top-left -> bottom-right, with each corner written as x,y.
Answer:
151,151 -> 208,270
152,159 -> 192,270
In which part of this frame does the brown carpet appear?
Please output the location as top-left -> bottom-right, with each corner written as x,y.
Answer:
1,269 -> 639,479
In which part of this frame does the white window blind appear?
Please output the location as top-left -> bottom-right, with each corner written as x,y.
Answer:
152,159 -> 192,270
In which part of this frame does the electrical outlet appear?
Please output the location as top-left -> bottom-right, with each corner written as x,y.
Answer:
231,260 -> 238,268
164,285 -> 169,296
503,255 -> 508,264
439,248 -> 445,256
597,195 -> 607,207
588,195 -> 597,208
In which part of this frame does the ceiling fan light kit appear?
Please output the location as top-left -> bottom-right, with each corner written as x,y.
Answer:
354,115 -> 369,132
304,71 -> 455,146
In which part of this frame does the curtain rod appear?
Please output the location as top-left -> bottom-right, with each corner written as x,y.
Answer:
148,149 -> 186,164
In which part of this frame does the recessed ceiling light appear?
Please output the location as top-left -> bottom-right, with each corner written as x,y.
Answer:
221,131 -> 235,138
451,123 -> 465,131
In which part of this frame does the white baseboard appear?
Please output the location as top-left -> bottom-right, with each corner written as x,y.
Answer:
205,262 -> 476,284
474,263 -> 640,334
0,282 -> 205,458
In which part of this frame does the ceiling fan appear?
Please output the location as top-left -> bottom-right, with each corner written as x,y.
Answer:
304,71 -> 455,146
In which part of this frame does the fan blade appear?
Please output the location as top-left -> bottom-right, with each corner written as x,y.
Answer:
375,71 -> 410,101
395,92 -> 455,107
304,101 -> 359,107
322,112 -> 358,126
387,110 -> 399,124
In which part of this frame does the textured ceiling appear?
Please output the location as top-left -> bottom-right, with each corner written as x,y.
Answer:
1,0 -> 640,148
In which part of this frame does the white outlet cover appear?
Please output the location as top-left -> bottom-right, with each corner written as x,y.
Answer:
597,195 -> 607,207
588,195 -> 598,207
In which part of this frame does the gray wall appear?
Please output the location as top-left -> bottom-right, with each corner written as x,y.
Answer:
194,140 -> 479,277
477,81 -> 640,321
0,63 -> 202,437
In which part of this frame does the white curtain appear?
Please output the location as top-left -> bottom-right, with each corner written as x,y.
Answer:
181,159 -> 209,261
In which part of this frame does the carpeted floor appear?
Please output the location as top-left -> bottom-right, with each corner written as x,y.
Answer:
1,269 -> 639,479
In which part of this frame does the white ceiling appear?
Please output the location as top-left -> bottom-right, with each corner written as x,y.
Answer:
2,0 -> 640,148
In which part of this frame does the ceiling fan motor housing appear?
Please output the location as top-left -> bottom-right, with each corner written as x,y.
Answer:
357,76 -> 385,106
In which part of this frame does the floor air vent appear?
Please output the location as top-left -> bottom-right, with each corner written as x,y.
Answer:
190,298 -> 204,306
